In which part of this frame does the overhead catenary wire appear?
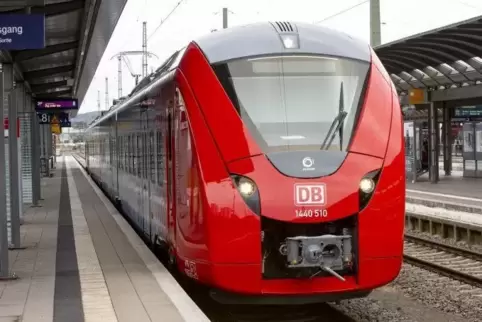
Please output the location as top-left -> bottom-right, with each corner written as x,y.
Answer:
449,0 -> 482,10
147,0 -> 188,41
117,0 -> 151,52
314,0 -> 369,24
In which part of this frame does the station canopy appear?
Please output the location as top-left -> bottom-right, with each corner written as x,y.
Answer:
374,14 -> 482,95
0,0 -> 127,117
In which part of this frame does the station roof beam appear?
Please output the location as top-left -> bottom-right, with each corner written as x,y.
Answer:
374,14 -> 482,104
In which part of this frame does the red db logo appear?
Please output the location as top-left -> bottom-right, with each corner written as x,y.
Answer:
294,184 -> 326,206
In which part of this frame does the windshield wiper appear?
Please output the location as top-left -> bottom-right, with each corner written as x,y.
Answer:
320,82 -> 347,150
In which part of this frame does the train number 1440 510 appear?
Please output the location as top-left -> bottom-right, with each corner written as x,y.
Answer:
295,209 -> 328,218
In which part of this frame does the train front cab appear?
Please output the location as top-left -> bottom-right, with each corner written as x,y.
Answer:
174,42 -> 405,303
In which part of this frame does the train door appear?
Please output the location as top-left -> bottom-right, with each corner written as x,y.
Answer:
167,100 -> 176,245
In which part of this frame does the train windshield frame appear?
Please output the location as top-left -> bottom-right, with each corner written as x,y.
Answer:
212,54 -> 370,153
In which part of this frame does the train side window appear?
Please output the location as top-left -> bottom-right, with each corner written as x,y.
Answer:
153,131 -> 158,184
156,131 -> 163,185
124,134 -> 128,172
131,133 -> 135,175
109,134 -> 113,167
127,134 -> 132,174
141,132 -> 146,179
134,133 -> 138,177
122,135 -> 125,171
119,136 -> 123,170
132,133 -> 136,176
137,133 -> 141,178
100,138 -> 104,164
167,112 -> 172,161
112,133 -> 116,167
121,135 -> 125,172
149,131 -> 155,183
143,132 -> 147,179
143,132 -> 148,180
137,133 -> 142,178
125,134 -> 128,172
123,135 -> 127,171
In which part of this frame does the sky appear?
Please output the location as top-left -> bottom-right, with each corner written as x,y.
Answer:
79,0 -> 482,113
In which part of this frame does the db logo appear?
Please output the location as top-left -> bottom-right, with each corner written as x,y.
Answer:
294,184 -> 326,206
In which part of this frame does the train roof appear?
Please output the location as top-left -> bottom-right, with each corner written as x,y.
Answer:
194,21 -> 371,64
85,21 -> 372,130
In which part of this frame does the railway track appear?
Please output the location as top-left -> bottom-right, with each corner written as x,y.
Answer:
404,234 -> 482,289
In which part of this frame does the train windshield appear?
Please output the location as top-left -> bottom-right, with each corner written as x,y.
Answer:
212,55 -> 370,152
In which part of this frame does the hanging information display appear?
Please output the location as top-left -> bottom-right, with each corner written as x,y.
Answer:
454,105 -> 482,118
35,98 -> 78,111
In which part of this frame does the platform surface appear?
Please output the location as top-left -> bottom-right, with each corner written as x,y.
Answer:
0,156 -> 208,322
407,175 -> 482,204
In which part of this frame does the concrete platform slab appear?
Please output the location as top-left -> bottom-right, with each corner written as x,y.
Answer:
0,156 -> 209,322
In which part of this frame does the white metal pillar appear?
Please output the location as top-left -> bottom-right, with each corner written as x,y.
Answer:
8,83 -> 22,248
31,97 -> 41,205
0,64 -> 10,278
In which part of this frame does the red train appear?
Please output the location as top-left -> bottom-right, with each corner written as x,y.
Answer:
84,21 -> 405,304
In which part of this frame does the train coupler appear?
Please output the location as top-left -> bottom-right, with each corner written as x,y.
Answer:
278,233 -> 353,281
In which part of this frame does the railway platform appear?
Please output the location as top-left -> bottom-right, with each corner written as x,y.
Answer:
407,176 -> 482,214
0,156 -> 208,322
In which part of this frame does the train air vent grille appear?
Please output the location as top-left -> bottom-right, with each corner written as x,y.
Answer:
273,21 -> 296,33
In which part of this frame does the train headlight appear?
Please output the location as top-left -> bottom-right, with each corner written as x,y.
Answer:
358,169 -> 381,211
280,34 -> 300,49
238,178 -> 256,197
359,178 -> 375,194
231,175 -> 261,215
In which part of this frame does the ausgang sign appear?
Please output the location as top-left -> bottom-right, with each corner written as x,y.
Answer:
0,14 -> 45,50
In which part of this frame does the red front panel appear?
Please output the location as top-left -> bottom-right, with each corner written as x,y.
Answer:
178,44 -> 262,163
209,257 -> 401,294
349,60 -> 393,158
227,153 -> 383,224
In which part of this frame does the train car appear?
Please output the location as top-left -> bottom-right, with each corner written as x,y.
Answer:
84,21 -> 405,304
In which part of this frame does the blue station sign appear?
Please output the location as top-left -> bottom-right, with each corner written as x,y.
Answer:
37,111 -> 71,127
0,14 -> 45,50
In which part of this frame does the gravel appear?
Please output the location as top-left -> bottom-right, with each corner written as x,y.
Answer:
389,228 -> 482,322
332,295 -> 411,322
332,282 -> 471,322
330,228 -> 482,322
391,263 -> 482,322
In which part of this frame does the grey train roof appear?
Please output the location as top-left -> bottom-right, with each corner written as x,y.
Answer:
194,21 -> 371,64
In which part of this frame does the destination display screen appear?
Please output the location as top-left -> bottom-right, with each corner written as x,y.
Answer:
454,105 -> 482,118
35,99 -> 78,110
